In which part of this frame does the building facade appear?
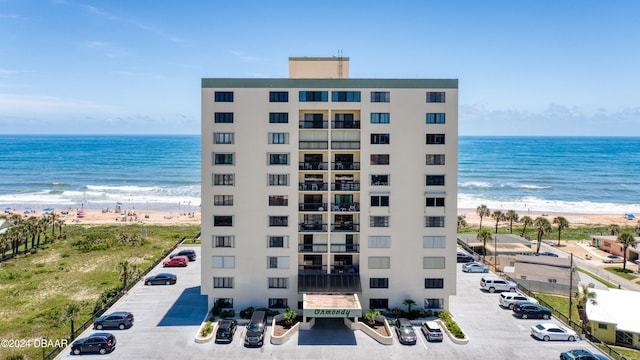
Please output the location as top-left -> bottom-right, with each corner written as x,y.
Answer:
201,57 -> 458,315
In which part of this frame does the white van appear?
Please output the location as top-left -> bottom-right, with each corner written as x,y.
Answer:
499,292 -> 538,309
480,276 -> 517,293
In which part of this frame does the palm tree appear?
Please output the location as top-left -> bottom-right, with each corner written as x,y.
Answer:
505,210 -> 519,234
608,224 -> 620,236
402,298 -> 417,314
457,215 -> 467,232
284,307 -> 297,327
117,260 -> 138,290
575,284 -> 597,334
552,216 -> 569,246
64,302 -> 81,338
533,217 -> 552,254
365,308 -> 380,326
520,216 -> 533,238
477,229 -> 493,262
491,211 -> 504,234
476,204 -> 490,230
616,232 -> 637,271
634,220 -> 640,237
47,212 -> 60,237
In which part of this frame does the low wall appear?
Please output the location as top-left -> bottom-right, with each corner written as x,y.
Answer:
270,311 -> 301,345
436,319 -> 469,345
347,316 -> 393,345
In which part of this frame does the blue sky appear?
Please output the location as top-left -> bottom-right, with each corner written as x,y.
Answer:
1,0 -> 639,135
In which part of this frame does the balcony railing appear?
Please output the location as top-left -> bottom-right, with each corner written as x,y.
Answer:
299,223 -> 328,232
299,120 -> 328,129
332,120 -> 361,129
299,202 -> 328,211
299,140 -> 328,150
331,223 -> 360,232
298,244 -> 328,253
330,243 -> 360,253
331,141 -> 360,150
332,181 -> 360,191
332,161 -> 360,170
331,265 -> 359,274
298,265 -> 327,274
330,203 -> 360,212
299,182 -> 328,191
299,162 -> 328,171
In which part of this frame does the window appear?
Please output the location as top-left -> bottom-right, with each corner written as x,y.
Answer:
423,256 -> 445,269
214,216 -> 233,227
426,113 -> 446,124
213,235 -> 234,248
269,132 -> 289,144
299,91 -> 328,102
368,236 -> 391,248
370,298 -> 389,309
548,279 -> 557,283
368,256 -> 390,269
214,112 -> 233,123
213,174 -> 234,186
214,91 -> 234,102
214,298 -> 233,308
268,277 -> 289,288
425,278 -> 444,289
269,216 -> 288,227
426,154 -> 445,165
371,134 -> 390,144
213,153 -> 234,165
268,174 -> 289,186
425,196 -> 445,207
332,91 -> 361,102
423,236 -> 446,248
370,216 -> 389,227
426,175 -> 445,185
370,278 -> 389,288
370,91 -> 390,103
426,92 -> 445,103
212,256 -> 235,268
370,174 -> 389,186
371,195 -> 389,207
426,134 -> 446,144
213,277 -> 234,288
267,256 -> 290,269
213,195 -> 233,206
269,112 -> 289,123
424,298 -> 444,309
370,112 -> 390,124
267,236 -> 289,248
598,323 -> 608,330
268,195 -> 288,206
214,132 -> 234,144
268,153 -> 289,165
370,154 -> 389,165
425,216 -> 445,227
269,91 -> 289,102
269,298 -> 288,308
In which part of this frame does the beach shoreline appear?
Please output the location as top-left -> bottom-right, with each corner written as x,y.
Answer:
458,208 -> 637,227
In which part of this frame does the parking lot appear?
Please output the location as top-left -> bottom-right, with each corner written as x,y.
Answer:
56,246 -> 609,359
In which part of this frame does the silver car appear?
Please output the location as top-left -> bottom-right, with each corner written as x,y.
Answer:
421,321 -> 443,342
462,261 -> 489,273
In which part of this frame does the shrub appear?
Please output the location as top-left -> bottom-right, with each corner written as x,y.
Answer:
219,310 -> 235,318
256,307 -> 280,317
240,306 -> 255,319
200,321 -> 213,337
438,311 -> 465,339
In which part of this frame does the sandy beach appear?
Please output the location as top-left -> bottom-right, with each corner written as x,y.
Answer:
4,208 -> 200,225
458,208 -> 637,227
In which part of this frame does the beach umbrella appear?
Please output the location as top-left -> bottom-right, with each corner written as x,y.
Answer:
43,207 -> 54,211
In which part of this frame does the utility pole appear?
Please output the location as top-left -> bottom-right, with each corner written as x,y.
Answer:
569,253 -> 574,324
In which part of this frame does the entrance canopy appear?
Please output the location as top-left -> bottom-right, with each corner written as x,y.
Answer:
298,274 -> 362,293
302,293 -> 362,318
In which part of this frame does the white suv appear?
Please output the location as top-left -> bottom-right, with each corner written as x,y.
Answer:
480,276 -> 517,293
498,292 -> 538,309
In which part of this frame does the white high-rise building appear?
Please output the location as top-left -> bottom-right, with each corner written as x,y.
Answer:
201,57 -> 458,319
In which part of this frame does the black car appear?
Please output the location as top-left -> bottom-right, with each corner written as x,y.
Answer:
145,273 -> 177,285
512,301 -> 538,313
170,249 -> 196,261
560,349 -> 609,360
71,333 -> 116,355
457,252 -> 474,263
513,303 -> 552,319
94,311 -> 134,330
215,319 -> 237,343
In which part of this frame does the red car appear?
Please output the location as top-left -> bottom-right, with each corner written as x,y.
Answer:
163,255 -> 188,267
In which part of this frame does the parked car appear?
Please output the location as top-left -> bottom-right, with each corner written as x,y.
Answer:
513,303 -> 552,319
457,251 -> 474,263
420,320 -> 443,342
215,319 -> 237,343
480,276 -> 517,293
512,301 -> 538,313
244,311 -> 267,347
602,255 -> 624,263
394,318 -> 417,345
499,292 -> 538,309
94,311 -> 134,330
560,349 -> 609,360
462,262 -> 489,273
71,333 -> 116,355
530,323 -> 577,341
170,249 -> 197,261
535,251 -> 559,257
144,273 -> 177,285
163,255 -> 188,267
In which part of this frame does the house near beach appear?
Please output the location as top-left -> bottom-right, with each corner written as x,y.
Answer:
586,288 -> 640,350
591,235 -> 640,264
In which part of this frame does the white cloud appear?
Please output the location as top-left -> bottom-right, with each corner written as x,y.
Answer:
0,93 -> 118,117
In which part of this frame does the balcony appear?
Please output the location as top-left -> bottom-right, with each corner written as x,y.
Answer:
332,181 -> 360,191
299,202 -> 328,212
331,141 -> 360,150
330,203 -> 360,212
299,182 -> 329,191
331,161 -> 360,170
298,265 -> 327,274
299,140 -> 328,150
331,223 -> 360,232
298,243 -> 328,253
331,265 -> 359,274
299,223 -> 328,232
299,162 -> 328,171
299,120 -> 328,129
332,120 -> 361,129
330,243 -> 360,253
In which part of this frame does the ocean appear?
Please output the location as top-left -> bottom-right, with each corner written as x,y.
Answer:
0,135 -> 638,215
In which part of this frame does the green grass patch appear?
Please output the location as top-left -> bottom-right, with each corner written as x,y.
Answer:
601,345 -> 640,360
603,267 -> 638,281
534,294 -> 580,323
459,222 -> 623,242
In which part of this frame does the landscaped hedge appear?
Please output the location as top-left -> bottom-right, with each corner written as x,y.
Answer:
438,311 -> 465,339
